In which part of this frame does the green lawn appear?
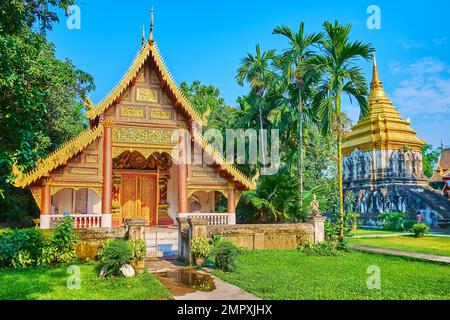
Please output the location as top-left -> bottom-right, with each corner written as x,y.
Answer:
349,229 -> 409,236
348,236 -> 450,257
212,250 -> 450,300
0,263 -> 171,300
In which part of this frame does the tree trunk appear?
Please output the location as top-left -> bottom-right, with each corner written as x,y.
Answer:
258,102 -> 266,167
336,92 -> 345,241
298,85 -> 304,213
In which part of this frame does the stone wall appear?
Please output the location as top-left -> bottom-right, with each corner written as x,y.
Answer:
74,228 -> 125,261
178,217 -> 325,262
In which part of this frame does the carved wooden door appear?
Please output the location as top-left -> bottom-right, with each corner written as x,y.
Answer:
121,173 -> 157,225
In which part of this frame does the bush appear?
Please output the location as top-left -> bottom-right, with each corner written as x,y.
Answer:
96,239 -> 113,260
413,223 -> 430,238
377,212 -> 407,231
101,239 -> 133,276
0,217 -> 78,268
402,220 -> 417,232
129,239 -> 147,261
211,240 -> 240,272
190,237 -> 212,258
0,228 -> 44,267
298,240 -> 349,256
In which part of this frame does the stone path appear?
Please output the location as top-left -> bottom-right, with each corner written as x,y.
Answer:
349,233 -> 412,239
349,244 -> 450,264
173,273 -> 261,301
146,257 -> 261,300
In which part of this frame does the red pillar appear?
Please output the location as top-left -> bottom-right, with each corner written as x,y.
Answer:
227,185 -> 236,225
40,178 -> 52,215
178,130 -> 188,213
102,119 -> 113,215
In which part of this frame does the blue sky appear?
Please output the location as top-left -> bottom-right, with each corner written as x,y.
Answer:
48,0 -> 450,146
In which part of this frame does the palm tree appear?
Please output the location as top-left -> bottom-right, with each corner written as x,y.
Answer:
313,21 -> 373,241
272,23 -> 324,210
236,45 -> 276,166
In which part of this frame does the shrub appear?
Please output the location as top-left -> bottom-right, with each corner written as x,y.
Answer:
402,220 -> 417,232
298,240 -> 349,256
211,240 -> 240,272
96,239 -> 113,260
101,239 -> 133,276
190,237 -> 212,258
0,228 -> 44,267
413,223 -> 430,238
47,216 -> 78,264
377,212 -> 407,231
11,250 -> 35,268
129,239 -> 147,261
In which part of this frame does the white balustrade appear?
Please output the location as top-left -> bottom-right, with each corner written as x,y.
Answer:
45,214 -> 103,229
178,213 -> 231,225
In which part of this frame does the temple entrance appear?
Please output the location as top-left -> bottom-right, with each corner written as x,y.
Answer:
113,150 -> 173,226
121,172 -> 158,225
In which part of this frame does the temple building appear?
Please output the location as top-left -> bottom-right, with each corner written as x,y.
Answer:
431,149 -> 450,199
342,54 -> 450,227
12,18 -> 256,229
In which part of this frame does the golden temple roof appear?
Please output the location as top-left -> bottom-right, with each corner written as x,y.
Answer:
86,39 -> 203,124
342,53 -> 425,155
13,26 -> 256,190
13,126 -> 103,188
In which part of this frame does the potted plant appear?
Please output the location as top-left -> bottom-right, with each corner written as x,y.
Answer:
413,223 -> 430,238
190,237 -> 212,266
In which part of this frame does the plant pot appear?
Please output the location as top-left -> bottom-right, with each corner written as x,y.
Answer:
194,256 -> 205,266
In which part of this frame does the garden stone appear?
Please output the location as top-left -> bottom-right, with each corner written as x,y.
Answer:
99,266 -> 107,277
120,264 -> 135,278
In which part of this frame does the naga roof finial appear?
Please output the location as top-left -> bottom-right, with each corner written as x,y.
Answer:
142,24 -> 145,46
149,7 -> 154,43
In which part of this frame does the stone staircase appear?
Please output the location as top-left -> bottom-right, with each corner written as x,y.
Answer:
145,227 -> 179,258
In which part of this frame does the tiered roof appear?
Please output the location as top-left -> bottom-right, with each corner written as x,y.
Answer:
13,26 -> 256,190
342,54 -> 425,155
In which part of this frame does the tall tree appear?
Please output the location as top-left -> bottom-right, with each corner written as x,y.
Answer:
272,23 -> 323,210
236,45 -> 276,167
312,21 -> 373,240
0,0 -> 94,223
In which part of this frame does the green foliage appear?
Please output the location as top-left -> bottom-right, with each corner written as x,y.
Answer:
190,237 -> 212,258
211,240 -> 241,272
129,239 -> 147,261
325,220 -> 351,241
298,240 -> 348,256
49,216 -> 77,263
0,1 -> 94,223
100,239 -> 133,277
402,220 -> 417,232
96,239 -> 113,260
239,167 -> 303,223
377,212 -> 408,231
422,144 -> 442,179
11,250 -> 34,268
0,228 -> 44,267
413,223 -> 430,238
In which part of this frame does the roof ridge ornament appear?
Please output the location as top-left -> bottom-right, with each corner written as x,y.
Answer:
142,24 -> 145,47
149,7 -> 154,44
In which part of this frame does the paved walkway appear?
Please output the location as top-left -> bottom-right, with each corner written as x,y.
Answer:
349,233 -> 412,239
349,244 -> 450,264
146,257 -> 260,300
174,273 -> 261,301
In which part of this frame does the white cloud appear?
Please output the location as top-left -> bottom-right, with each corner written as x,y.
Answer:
396,37 -> 426,50
389,57 -> 450,116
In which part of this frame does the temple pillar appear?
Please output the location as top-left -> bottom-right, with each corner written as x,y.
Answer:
178,130 -> 188,214
101,119 -> 113,228
40,177 -> 52,229
227,184 -> 236,225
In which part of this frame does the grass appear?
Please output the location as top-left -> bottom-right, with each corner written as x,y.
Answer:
212,250 -> 450,300
348,236 -> 450,257
0,263 -> 171,300
349,228 -> 409,236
